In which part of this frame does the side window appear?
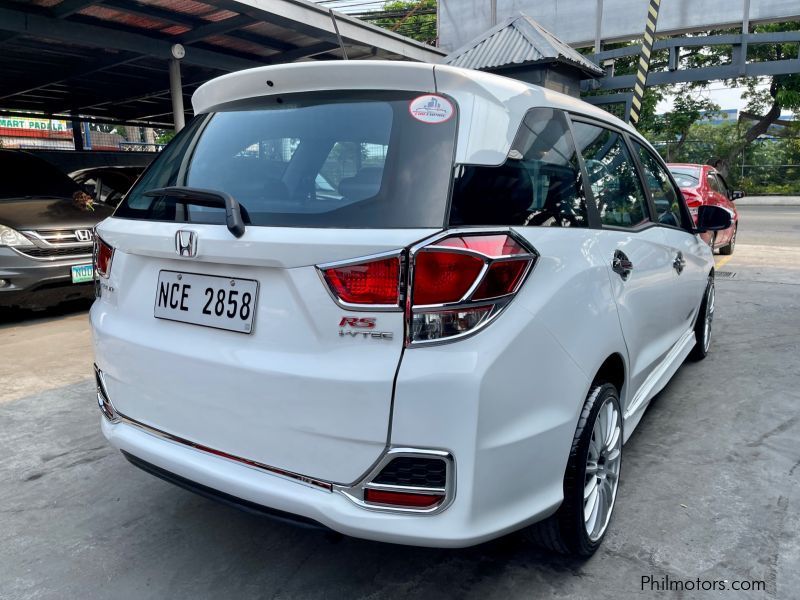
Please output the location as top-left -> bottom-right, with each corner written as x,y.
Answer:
712,173 -> 729,197
634,142 -> 686,229
706,173 -> 720,193
449,107 -> 588,227
571,122 -> 649,228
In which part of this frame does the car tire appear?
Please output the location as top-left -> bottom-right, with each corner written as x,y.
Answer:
689,276 -> 715,361
719,225 -> 737,255
527,383 -> 622,556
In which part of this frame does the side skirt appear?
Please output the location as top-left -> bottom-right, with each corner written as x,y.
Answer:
621,328 -> 696,443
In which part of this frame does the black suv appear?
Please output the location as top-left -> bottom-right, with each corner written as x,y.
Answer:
0,150 -> 113,309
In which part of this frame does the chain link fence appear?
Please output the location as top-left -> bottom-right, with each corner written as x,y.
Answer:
652,138 -> 800,195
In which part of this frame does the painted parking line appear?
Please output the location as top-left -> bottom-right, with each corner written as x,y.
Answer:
715,255 -> 734,269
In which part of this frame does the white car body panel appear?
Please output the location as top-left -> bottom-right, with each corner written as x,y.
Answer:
92,60 -> 716,547
94,218 -> 438,484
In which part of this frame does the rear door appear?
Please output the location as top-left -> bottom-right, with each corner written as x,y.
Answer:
633,141 -> 709,336
570,119 -> 682,398
95,91 -> 456,485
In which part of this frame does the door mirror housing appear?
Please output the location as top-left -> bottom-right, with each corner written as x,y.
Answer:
695,204 -> 732,233
732,190 -> 745,200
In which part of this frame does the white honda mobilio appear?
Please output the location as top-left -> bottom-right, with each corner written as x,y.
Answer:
91,61 -> 732,555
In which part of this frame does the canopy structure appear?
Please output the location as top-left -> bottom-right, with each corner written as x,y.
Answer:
0,0 -> 445,127
445,14 -> 603,97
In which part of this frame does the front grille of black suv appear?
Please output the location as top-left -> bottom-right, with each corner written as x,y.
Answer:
16,246 -> 92,260
372,456 -> 447,488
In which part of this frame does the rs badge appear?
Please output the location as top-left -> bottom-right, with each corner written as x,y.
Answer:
338,317 -> 393,340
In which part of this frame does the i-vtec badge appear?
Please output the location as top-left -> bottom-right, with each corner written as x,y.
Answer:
338,317 -> 393,340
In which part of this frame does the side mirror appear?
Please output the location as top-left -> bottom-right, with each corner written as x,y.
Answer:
696,204 -> 732,233
732,190 -> 745,200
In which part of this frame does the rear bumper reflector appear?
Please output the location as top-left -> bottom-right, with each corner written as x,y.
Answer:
364,488 -> 444,508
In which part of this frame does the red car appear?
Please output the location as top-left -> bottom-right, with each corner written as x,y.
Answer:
668,163 -> 741,255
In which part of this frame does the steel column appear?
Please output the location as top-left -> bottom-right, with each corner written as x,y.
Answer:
629,0 -> 663,125
169,58 -> 185,132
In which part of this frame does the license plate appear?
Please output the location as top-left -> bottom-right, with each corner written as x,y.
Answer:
154,271 -> 258,334
71,264 -> 94,283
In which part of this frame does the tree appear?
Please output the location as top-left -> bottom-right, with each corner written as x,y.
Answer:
370,0 -> 436,45
640,88 -> 720,161
678,23 -> 800,175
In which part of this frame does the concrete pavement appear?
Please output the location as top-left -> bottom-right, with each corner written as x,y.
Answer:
1,206 -> 798,599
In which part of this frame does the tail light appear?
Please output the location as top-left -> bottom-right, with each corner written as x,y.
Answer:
682,190 -> 703,224
408,232 -> 537,345
94,235 -> 114,278
321,255 -> 400,307
318,230 -> 537,346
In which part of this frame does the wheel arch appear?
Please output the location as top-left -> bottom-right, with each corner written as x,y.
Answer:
591,353 -> 626,398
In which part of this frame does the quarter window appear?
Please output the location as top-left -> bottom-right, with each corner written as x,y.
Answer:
571,122 -> 649,228
449,108 -> 588,227
711,173 -> 728,196
634,142 -> 686,229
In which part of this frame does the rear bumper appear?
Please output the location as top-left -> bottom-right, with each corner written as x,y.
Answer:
0,247 -> 94,307
95,299 -> 590,547
103,416 -> 526,547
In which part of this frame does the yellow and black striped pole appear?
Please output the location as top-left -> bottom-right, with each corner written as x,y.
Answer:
629,0 -> 662,126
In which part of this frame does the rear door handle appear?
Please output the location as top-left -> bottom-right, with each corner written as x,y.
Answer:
673,252 -> 686,274
612,250 -> 634,280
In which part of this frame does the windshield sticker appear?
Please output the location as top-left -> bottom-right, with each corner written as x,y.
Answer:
409,95 -> 454,124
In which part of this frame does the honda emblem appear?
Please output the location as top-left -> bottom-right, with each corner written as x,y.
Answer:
75,229 -> 94,242
175,230 -> 198,257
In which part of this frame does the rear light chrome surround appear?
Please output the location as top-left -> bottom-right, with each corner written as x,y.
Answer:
406,228 -> 538,347
334,448 -> 455,514
95,364 -> 119,424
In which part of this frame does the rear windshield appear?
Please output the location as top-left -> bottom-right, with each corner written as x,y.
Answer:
668,166 -> 700,188
116,91 -> 457,228
0,152 -> 78,200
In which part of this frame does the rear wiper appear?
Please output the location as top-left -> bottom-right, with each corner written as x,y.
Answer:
144,186 -> 246,238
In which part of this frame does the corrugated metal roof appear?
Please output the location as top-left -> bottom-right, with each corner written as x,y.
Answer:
445,14 -> 603,78
0,0 -> 445,125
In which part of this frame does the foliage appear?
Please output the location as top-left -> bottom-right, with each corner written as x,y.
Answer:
155,130 -> 176,145
372,0 -> 436,44
584,22 -> 800,193
639,88 -> 720,161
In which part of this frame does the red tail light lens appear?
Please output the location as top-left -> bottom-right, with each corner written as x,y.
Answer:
94,236 -> 114,278
472,259 -> 529,300
322,256 -> 400,305
364,488 -> 444,508
413,251 -> 484,305
436,233 -> 529,257
409,232 -> 537,345
682,191 -> 703,224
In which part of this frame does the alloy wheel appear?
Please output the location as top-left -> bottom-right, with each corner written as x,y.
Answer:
703,281 -> 715,352
584,397 -> 622,542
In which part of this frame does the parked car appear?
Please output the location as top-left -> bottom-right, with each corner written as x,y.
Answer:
668,163 -> 740,255
0,150 -> 113,309
91,61 -> 732,556
70,166 -> 144,208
